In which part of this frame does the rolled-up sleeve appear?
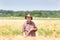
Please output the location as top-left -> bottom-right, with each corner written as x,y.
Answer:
33,22 -> 37,31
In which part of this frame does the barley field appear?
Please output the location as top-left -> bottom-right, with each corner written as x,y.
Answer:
0,19 -> 60,40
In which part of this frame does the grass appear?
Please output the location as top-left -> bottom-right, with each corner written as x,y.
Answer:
0,19 -> 60,37
0,17 -> 60,38
0,17 -> 24,20
0,18 -> 60,40
0,25 -> 22,36
38,28 -> 53,36
0,17 -> 60,20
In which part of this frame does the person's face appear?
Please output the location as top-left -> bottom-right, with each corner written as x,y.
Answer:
26,17 -> 31,22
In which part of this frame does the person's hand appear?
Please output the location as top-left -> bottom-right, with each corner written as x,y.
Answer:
30,28 -> 35,31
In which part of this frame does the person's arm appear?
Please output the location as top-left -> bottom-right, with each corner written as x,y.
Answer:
32,22 -> 37,31
30,22 -> 37,32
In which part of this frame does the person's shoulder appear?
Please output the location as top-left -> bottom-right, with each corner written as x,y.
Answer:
31,20 -> 35,24
23,20 -> 27,24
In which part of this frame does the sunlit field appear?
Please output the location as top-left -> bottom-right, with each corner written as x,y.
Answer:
0,17 -> 60,40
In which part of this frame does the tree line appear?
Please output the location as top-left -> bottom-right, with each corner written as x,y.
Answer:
0,10 -> 60,18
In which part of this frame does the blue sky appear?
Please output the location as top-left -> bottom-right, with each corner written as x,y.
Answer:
0,0 -> 60,11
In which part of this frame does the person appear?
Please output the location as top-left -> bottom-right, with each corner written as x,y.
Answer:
22,14 -> 37,37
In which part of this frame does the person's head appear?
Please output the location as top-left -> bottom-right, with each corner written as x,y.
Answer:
25,14 -> 33,22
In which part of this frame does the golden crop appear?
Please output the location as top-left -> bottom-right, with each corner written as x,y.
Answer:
0,20 -> 60,40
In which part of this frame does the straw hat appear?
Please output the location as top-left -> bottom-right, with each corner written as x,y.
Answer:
25,14 -> 33,20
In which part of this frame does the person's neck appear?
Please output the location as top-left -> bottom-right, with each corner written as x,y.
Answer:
27,21 -> 31,23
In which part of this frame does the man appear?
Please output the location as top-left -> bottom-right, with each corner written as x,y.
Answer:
22,14 -> 37,37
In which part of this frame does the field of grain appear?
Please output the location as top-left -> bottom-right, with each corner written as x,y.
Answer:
0,20 -> 60,40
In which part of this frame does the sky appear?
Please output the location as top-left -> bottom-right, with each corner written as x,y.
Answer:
0,0 -> 60,11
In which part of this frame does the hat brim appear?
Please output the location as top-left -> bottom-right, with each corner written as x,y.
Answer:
25,16 -> 32,20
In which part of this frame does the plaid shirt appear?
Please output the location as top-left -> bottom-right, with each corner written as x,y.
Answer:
22,21 -> 37,36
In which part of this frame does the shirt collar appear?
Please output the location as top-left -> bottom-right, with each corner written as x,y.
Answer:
26,21 -> 32,24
